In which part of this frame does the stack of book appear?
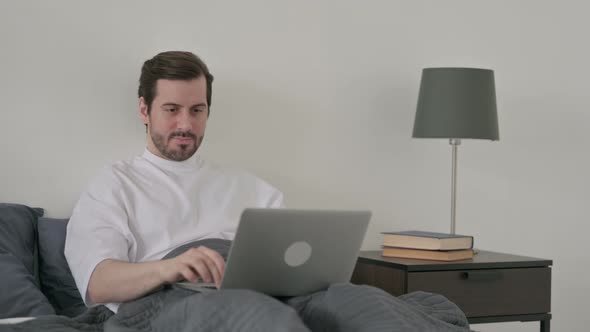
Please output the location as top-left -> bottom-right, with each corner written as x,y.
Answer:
381,230 -> 475,261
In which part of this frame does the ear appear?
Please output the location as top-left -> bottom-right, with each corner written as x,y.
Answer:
139,97 -> 149,125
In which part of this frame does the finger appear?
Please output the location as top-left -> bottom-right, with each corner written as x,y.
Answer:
183,248 -> 214,283
189,260 -> 213,284
198,252 -> 224,288
195,251 -> 222,287
198,247 -> 226,278
184,247 -> 224,286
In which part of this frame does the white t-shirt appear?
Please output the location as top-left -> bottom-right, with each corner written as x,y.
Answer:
64,149 -> 284,312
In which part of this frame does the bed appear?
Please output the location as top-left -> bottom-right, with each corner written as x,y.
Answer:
0,203 -> 472,331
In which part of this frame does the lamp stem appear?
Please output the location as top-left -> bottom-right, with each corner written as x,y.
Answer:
450,138 -> 461,235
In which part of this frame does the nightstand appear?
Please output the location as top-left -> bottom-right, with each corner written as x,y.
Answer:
351,250 -> 552,331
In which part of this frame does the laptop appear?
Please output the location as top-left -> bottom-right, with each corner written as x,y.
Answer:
176,208 -> 371,296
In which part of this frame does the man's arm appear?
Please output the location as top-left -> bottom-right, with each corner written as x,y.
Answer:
87,246 -> 225,304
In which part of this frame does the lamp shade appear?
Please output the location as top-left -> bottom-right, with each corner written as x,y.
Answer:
412,68 -> 499,140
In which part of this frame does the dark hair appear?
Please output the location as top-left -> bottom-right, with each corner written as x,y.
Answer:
138,51 -> 214,114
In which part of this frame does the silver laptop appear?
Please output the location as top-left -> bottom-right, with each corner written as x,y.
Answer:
177,208 -> 371,296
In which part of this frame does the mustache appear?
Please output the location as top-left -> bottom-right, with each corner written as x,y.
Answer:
169,132 -> 197,140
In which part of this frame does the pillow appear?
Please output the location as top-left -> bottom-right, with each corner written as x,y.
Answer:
37,217 -> 86,317
0,203 -> 55,318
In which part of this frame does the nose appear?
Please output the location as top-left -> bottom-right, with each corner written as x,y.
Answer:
176,109 -> 192,131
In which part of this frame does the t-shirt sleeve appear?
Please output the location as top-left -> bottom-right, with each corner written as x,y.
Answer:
251,173 -> 285,208
64,167 -> 133,306
266,186 -> 285,208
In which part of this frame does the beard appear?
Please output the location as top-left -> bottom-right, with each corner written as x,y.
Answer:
151,130 -> 203,161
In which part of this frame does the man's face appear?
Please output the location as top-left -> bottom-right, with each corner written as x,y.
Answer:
139,77 -> 208,161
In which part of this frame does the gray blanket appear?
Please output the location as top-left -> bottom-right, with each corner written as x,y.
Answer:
0,286 -> 470,331
1,239 -> 471,331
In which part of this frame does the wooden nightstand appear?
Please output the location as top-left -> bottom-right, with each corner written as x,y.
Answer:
351,250 -> 552,332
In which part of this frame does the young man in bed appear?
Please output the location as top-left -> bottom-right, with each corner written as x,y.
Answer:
64,51 -> 469,331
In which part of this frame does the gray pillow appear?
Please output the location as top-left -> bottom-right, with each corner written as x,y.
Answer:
37,217 -> 86,317
0,203 -> 55,318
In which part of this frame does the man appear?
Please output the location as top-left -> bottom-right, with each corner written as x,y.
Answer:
65,50 -> 283,310
64,51 -> 470,331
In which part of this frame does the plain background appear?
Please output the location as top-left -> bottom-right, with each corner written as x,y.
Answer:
1,1 -> 588,330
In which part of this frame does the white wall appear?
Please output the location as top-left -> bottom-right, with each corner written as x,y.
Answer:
1,0 -> 588,330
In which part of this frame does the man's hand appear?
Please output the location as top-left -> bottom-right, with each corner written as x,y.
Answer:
88,246 -> 226,304
159,246 -> 226,288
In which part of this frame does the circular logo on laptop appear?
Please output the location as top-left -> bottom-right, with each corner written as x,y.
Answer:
284,241 -> 312,267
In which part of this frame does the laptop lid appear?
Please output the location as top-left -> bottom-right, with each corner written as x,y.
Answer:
220,208 -> 371,296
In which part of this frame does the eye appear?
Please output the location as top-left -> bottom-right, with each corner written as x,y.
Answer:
192,108 -> 205,113
165,108 -> 177,113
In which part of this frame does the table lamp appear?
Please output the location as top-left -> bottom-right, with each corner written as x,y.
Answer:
412,67 -> 499,234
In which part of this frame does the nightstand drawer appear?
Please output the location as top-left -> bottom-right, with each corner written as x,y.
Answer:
407,267 -> 551,317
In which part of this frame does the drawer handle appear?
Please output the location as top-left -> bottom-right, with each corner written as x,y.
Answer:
462,271 -> 503,282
